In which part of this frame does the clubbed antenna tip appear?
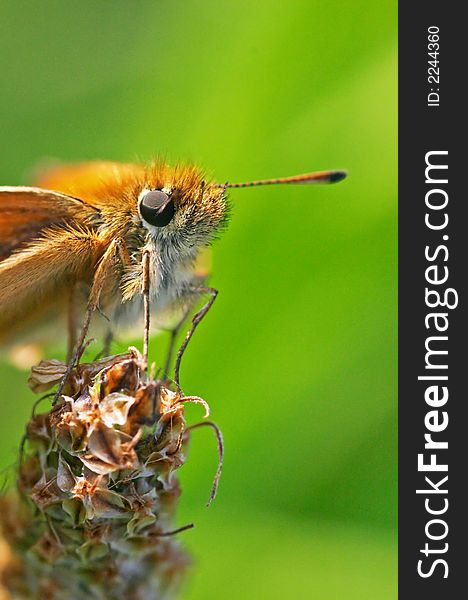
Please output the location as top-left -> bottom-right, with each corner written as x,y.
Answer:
328,170 -> 347,183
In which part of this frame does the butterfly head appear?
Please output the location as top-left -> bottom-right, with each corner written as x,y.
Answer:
137,165 -> 229,256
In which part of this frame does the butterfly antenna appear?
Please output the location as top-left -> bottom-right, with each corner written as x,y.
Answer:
215,170 -> 347,189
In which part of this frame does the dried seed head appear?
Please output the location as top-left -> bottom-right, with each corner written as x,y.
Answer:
1,348 -> 223,600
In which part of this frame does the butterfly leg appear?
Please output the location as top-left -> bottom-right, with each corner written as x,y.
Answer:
173,286 -> 218,393
162,304 -> 194,379
66,282 -> 78,362
53,238 -> 126,404
94,242 -> 133,360
142,250 -> 151,368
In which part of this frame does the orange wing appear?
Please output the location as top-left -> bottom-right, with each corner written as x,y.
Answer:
0,187 -> 101,346
0,186 -> 87,261
34,160 -> 145,205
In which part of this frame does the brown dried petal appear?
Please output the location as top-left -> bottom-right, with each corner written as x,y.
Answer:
83,466 -> 107,486
142,450 -> 185,480
28,359 -> 67,393
56,456 -> 76,492
80,455 -> 119,475
99,392 -> 136,427
26,413 -> 51,442
120,383 -> 160,436
30,473 -> 63,509
71,392 -> 96,416
159,387 -> 180,415
83,430 -> 139,475
101,357 -> 140,396
87,422 -> 123,466
54,411 -> 88,453
87,489 -> 128,520
18,455 -> 42,494
63,352 -> 135,397
48,400 -> 71,429
154,416 -> 185,454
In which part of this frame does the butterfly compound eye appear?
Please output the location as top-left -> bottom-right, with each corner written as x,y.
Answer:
139,190 -> 175,227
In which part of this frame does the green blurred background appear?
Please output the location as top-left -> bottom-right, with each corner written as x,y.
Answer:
0,1 -> 397,598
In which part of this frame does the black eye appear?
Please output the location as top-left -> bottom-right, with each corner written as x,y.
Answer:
139,190 -> 175,227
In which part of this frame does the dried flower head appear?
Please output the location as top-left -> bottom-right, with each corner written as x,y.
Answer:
1,348 -> 223,600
